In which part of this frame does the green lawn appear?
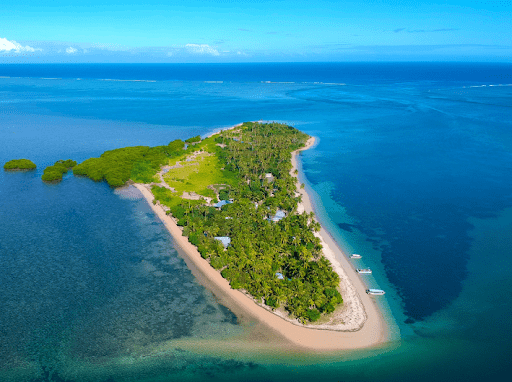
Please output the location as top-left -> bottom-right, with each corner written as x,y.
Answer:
163,140 -> 238,198
151,186 -> 205,210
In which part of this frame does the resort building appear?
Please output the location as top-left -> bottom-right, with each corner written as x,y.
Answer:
213,199 -> 233,208
214,236 -> 231,248
268,209 -> 286,222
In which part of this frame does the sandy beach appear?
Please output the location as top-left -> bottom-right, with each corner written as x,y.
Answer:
205,122 -> 245,138
133,134 -> 388,351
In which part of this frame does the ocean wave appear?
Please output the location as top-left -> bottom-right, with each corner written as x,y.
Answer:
464,84 -> 512,88
98,78 -> 157,82
303,81 -> 346,86
261,81 -> 296,84
260,80 -> 346,86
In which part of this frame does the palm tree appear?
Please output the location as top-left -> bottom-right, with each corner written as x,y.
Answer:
310,220 -> 321,233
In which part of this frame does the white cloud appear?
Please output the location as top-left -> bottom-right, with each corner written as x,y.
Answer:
66,47 -> 78,54
0,37 -> 39,53
185,44 -> 219,56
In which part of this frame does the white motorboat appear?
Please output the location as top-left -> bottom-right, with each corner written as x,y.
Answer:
366,289 -> 385,295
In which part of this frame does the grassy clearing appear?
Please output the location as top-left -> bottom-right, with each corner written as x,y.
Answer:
151,186 -> 205,210
163,138 -> 238,197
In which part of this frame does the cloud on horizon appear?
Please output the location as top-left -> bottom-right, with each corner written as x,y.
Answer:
0,38 -> 230,61
185,44 -> 220,56
1,37 -> 508,63
0,37 -> 40,53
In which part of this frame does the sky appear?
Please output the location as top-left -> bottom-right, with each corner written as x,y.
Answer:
1,0 -> 511,62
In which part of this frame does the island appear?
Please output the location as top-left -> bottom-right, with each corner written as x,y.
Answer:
3,159 -> 37,170
42,159 -> 77,182
73,122 -> 387,350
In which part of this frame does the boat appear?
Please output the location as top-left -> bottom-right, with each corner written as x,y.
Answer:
350,254 -> 362,259
366,289 -> 385,295
357,268 -> 372,274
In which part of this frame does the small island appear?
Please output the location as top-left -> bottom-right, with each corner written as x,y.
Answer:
72,122 -> 341,322
42,159 -> 77,182
3,159 -> 37,170
70,121 -> 386,350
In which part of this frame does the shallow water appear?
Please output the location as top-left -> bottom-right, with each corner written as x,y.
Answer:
1,63 -> 511,381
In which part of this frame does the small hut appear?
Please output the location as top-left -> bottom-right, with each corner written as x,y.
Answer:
213,200 -> 233,209
268,209 -> 286,222
214,236 -> 231,248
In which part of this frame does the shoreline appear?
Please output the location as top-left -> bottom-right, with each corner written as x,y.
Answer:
291,137 -> 388,339
205,120 -> 264,139
205,121 -> 248,138
133,134 -> 388,351
290,137 -> 368,331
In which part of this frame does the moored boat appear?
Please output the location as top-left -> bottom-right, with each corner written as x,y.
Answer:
350,254 -> 362,259
357,268 -> 372,274
366,289 -> 385,295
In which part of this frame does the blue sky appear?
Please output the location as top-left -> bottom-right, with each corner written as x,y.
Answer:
1,0 -> 510,62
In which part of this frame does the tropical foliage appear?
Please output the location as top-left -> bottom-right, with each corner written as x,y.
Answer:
3,159 -> 36,170
42,159 -> 77,181
70,122 -> 343,323
163,122 -> 343,323
185,135 -> 201,144
73,140 -> 185,187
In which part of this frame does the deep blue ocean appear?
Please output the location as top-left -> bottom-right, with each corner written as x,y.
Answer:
1,63 -> 511,381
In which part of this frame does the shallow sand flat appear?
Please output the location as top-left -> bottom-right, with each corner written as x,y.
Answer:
132,134 -> 387,351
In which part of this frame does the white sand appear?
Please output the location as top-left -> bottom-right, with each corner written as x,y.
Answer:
206,122 -> 244,138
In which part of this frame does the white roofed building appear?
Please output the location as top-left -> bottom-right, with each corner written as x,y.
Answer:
214,236 -> 231,248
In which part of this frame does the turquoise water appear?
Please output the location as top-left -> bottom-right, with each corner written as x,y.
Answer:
1,63 -> 511,381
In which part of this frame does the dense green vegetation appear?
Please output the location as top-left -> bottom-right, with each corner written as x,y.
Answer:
185,135 -> 201,144
3,159 -> 36,170
161,122 -> 343,323
42,159 -> 77,182
73,140 -> 185,187
70,122 -> 342,323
